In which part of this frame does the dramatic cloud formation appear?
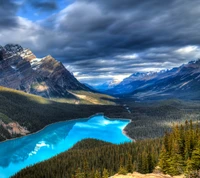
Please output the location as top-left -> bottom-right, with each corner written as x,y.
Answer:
0,1 -> 19,28
1,0 -> 200,85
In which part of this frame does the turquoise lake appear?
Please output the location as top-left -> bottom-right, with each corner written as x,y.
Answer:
0,114 -> 131,178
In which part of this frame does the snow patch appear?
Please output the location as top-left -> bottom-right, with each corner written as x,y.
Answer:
179,80 -> 192,88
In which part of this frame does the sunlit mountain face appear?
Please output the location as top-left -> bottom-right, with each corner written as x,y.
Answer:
0,44 -> 89,98
1,0 -> 200,86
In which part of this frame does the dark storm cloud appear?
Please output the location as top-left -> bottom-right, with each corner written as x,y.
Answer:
39,0 -> 200,63
2,0 -> 200,84
29,0 -> 58,11
80,0 -> 173,11
0,0 -> 19,28
65,44 -> 200,85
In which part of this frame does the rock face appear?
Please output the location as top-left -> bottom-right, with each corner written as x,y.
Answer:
0,120 -> 29,136
0,44 -> 88,98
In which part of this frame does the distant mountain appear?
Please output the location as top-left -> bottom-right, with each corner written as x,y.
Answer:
82,83 -> 96,90
0,44 -> 89,98
92,79 -> 121,92
105,59 -> 200,100
106,72 -> 159,95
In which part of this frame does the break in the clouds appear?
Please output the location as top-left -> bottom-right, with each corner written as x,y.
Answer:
1,0 -> 200,85
29,0 -> 58,12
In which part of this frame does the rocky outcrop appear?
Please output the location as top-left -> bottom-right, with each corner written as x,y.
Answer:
0,44 -> 89,98
111,172 -> 184,178
0,120 -> 29,137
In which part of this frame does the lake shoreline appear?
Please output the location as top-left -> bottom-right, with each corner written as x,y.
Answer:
0,113 -> 132,178
0,113 -> 133,144
122,130 -> 135,142
103,115 -> 134,142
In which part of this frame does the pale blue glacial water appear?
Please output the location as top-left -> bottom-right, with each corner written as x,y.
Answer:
0,114 -> 131,178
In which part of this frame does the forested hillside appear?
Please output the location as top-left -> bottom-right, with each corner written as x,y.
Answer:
13,121 -> 200,178
12,138 -> 162,178
159,121 -> 200,177
123,100 -> 200,139
0,86 -> 128,141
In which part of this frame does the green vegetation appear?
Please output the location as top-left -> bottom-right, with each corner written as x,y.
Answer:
66,90 -> 116,105
158,120 -> 200,176
0,124 -> 11,140
13,121 -> 200,178
1,85 -> 200,142
123,99 -> 200,139
12,138 -> 162,178
0,112 -> 12,124
0,86 -> 128,141
1,86 -> 200,177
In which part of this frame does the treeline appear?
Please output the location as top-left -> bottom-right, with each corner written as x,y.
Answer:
13,121 -> 200,178
1,85 -> 200,143
0,86 -> 128,141
124,100 -> 200,140
13,138 -> 162,178
159,120 -> 200,177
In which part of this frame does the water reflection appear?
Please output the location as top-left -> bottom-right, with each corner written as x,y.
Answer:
0,114 -> 131,178
0,120 -> 76,167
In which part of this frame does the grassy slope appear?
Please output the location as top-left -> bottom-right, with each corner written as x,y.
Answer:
0,86 -> 128,141
54,90 -> 116,105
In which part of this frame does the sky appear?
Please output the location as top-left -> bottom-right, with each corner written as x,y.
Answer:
1,0 -> 200,85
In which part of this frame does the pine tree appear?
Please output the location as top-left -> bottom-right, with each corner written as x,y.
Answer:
168,135 -> 184,175
75,168 -> 85,178
159,121 -> 200,176
118,166 -> 127,175
141,151 -> 148,173
158,145 -> 170,174
147,152 -> 154,173
126,153 -> 133,173
102,168 -> 109,178
187,140 -> 200,171
94,170 -> 100,178
83,159 -> 90,178
184,120 -> 191,160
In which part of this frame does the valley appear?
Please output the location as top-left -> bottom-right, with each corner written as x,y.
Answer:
1,0 -> 200,177
0,85 -> 129,141
0,44 -> 199,178
0,83 -> 199,177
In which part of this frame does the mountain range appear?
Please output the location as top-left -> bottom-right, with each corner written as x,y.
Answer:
0,44 -> 88,99
91,79 -> 121,92
0,44 -> 199,101
101,60 -> 200,100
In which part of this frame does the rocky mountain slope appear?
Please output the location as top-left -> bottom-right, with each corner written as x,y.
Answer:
106,60 -> 200,100
0,44 -> 88,98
